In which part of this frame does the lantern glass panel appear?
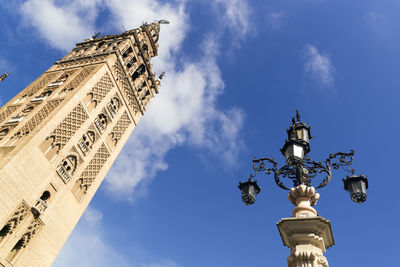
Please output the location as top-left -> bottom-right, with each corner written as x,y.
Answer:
283,142 -> 305,161
293,143 -> 304,159
297,128 -> 309,142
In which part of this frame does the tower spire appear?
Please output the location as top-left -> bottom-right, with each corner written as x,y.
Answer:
0,72 -> 9,82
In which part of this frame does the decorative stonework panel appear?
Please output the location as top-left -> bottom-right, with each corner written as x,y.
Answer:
49,104 -> 88,150
63,66 -> 96,91
56,56 -> 107,69
0,105 -> 22,124
8,100 -> 62,143
89,72 -> 114,103
21,72 -> 60,98
72,144 -> 109,199
111,111 -> 131,141
112,62 -> 141,115
18,219 -> 42,249
0,202 -> 29,240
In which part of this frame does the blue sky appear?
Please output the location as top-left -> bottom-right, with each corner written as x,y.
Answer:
0,0 -> 399,266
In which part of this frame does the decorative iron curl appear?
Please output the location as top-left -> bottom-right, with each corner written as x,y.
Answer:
304,156 -> 331,189
251,150 -> 355,190
252,157 -> 288,190
327,150 -> 355,174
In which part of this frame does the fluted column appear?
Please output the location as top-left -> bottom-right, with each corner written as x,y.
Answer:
277,185 -> 334,267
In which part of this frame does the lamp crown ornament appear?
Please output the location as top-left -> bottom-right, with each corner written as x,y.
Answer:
239,110 -> 368,206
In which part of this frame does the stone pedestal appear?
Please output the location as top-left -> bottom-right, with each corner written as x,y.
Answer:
277,216 -> 334,267
277,185 -> 334,267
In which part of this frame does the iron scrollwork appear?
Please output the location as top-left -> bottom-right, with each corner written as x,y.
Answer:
251,150 -> 355,190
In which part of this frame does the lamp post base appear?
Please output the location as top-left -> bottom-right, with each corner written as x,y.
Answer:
277,216 -> 334,267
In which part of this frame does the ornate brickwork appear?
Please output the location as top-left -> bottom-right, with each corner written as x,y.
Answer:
6,219 -> 42,262
22,72 -> 60,98
63,66 -> 96,91
22,219 -> 43,247
111,111 -> 131,141
48,104 -> 88,151
55,56 -> 107,69
7,100 -> 62,144
0,202 -> 29,241
0,105 -> 22,123
112,62 -> 141,115
89,72 -> 114,103
73,144 -> 110,199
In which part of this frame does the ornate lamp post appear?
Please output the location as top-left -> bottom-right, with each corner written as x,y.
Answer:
238,111 -> 368,267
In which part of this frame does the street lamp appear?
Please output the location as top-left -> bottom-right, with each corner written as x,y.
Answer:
238,110 -> 368,267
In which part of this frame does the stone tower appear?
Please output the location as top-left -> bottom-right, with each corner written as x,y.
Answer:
0,22 -> 164,267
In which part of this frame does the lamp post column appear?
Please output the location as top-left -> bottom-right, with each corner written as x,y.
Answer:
277,185 -> 334,267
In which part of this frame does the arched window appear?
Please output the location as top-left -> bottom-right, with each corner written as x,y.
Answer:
6,237 -> 25,262
0,128 -> 9,137
45,144 -> 60,162
126,56 -> 137,69
22,105 -> 34,113
106,133 -> 117,150
72,179 -> 87,201
95,114 -> 108,133
31,191 -> 51,218
122,46 -> 133,58
131,64 -> 145,83
0,223 -> 11,242
40,191 -> 51,201
40,136 -> 55,153
78,131 -> 96,155
107,97 -> 120,117
87,100 -> 97,113
83,93 -> 97,112
57,155 -> 77,183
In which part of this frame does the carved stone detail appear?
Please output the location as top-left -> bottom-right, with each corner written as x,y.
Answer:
110,111 -> 131,141
63,66 -> 96,91
0,202 -> 29,239
72,144 -> 110,199
19,219 -> 43,248
288,185 -> 320,218
112,62 -> 141,115
56,56 -> 107,69
0,105 -> 22,124
277,217 -> 334,267
7,100 -> 62,145
88,72 -> 114,103
22,72 -> 60,98
48,104 -> 88,151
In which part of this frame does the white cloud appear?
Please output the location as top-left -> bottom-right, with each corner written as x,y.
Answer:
303,44 -> 335,89
366,11 -> 387,32
100,0 -> 246,199
20,0 -> 102,51
0,56 -> 13,75
212,0 -> 252,38
16,0 -> 248,199
266,11 -> 286,31
53,207 -> 179,267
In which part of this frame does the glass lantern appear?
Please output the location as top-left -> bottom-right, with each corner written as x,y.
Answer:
238,179 -> 261,206
280,140 -> 306,163
287,123 -> 312,154
342,174 -> 368,203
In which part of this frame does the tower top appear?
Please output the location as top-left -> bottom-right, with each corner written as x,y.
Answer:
0,72 -> 9,82
77,21 -> 166,57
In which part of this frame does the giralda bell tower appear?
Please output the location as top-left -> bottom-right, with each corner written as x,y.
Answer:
0,22 -> 165,267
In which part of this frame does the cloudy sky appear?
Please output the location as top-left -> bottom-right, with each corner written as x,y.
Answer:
1,0 -> 400,266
